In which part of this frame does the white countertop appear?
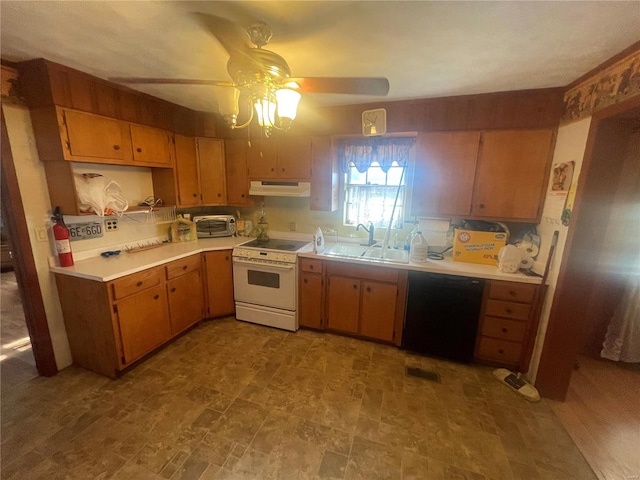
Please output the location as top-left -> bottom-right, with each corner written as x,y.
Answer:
299,251 -> 542,285
51,234 -> 541,285
50,237 -> 248,282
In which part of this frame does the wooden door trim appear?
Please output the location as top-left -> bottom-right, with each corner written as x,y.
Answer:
1,108 -> 57,376
535,95 -> 640,400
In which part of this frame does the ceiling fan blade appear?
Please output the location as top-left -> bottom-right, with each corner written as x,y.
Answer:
191,12 -> 251,57
287,77 -> 390,96
109,78 -> 233,86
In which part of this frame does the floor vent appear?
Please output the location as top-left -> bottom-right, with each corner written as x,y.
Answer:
406,366 -> 441,383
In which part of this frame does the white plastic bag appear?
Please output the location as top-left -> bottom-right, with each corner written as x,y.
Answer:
497,244 -> 521,273
76,174 -> 128,217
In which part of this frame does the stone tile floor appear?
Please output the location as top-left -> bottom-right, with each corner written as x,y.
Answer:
1,317 -> 596,479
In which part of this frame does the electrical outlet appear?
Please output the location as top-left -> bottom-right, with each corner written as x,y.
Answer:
104,218 -> 118,231
289,222 -> 297,232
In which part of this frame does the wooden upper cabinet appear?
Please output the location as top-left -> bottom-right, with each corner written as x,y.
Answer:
247,138 -> 278,179
246,136 -> 311,180
412,131 -> 480,217
58,108 -> 132,164
225,139 -> 249,206
174,134 -> 200,206
310,136 -> 338,212
472,130 -> 554,221
130,123 -> 173,166
197,137 -> 227,205
277,136 -> 311,180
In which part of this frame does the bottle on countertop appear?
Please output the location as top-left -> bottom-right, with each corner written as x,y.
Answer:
410,230 -> 428,262
404,223 -> 419,252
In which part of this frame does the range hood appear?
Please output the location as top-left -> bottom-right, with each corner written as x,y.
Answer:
249,181 -> 311,197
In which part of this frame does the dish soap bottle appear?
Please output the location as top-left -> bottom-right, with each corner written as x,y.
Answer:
410,230 -> 428,262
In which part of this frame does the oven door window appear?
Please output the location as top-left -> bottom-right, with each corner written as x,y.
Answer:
247,269 -> 280,289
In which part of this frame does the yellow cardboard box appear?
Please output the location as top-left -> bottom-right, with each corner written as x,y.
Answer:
452,229 -> 508,265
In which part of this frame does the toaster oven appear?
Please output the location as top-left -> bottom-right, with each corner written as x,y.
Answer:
194,215 -> 236,238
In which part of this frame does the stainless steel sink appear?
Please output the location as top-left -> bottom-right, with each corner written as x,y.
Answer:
323,243 -> 409,264
361,248 -> 409,263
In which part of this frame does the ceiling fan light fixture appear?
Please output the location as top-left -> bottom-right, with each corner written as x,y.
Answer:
213,86 -> 240,128
254,97 -> 277,130
275,88 -> 301,123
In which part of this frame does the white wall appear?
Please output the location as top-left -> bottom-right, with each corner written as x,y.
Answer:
527,117 -> 592,382
3,104 -> 73,369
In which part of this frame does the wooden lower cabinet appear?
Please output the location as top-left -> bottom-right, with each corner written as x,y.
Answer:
203,250 -> 235,318
324,262 -> 407,344
55,254 -> 206,378
116,284 -> 171,364
298,259 -> 325,329
166,255 -> 204,335
474,280 -> 539,369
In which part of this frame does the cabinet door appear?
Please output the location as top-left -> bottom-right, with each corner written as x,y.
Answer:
167,269 -> 204,335
174,135 -> 200,206
203,250 -> 235,318
472,130 -> 553,220
225,139 -> 249,206
299,271 -> 323,329
277,136 -> 311,180
197,138 -> 227,205
310,136 -> 338,212
130,124 -> 172,166
412,131 -> 480,217
247,138 -> 278,179
61,108 -> 131,163
116,285 -> 171,364
327,275 -> 360,334
360,281 -> 397,342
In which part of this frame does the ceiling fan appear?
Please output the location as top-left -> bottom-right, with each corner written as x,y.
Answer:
110,13 -> 389,135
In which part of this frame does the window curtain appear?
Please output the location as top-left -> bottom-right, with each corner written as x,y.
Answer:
339,137 -> 415,173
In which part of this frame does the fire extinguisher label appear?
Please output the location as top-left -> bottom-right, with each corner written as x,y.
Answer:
56,239 -> 72,254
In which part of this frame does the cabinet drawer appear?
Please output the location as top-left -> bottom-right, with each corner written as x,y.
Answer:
488,281 -> 536,303
327,262 -> 399,283
111,267 -> 163,300
165,255 -> 201,280
484,299 -> 531,321
477,337 -> 522,364
300,258 -> 323,273
481,316 -> 527,343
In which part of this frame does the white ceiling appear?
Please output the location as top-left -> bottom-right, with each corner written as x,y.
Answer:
1,1 -> 639,114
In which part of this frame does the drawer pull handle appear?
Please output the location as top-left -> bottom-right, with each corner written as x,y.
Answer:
353,284 -> 358,289
505,308 -> 512,314
367,287 -> 371,293
225,256 -> 229,261
154,294 -> 159,300
498,349 -> 504,354
241,194 -> 245,198
182,265 -> 188,270
113,145 -> 120,151
304,279 -> 308,284
501,328 -> 508,333
193,193 -> 197,197
509,290 -> 517,297
170,287 -> 176,293
136,281 -> 143,287
309,265 -> 314,270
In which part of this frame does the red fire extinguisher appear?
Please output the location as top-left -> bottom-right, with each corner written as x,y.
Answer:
52,207 -> 74,267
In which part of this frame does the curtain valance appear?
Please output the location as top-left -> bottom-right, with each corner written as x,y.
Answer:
338,137 -> 415,173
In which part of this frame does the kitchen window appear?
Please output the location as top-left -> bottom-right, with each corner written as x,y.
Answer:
339,137 -> 415,228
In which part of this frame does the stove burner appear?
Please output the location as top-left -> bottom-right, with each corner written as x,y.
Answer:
241,238 -> 309,252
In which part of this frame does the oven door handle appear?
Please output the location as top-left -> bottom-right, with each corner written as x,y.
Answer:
232,258 -> 295,271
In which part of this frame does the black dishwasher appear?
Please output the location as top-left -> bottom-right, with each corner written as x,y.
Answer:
401,271 -> 484,363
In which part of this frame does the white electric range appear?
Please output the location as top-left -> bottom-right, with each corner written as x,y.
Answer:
232,237 -> 311,331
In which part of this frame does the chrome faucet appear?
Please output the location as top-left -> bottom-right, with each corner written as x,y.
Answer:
356,221 -> 375,246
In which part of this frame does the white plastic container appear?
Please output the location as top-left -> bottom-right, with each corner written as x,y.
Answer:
410,230 -> 428,262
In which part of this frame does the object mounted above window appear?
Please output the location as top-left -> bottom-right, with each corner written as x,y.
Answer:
338,137 -> 415,173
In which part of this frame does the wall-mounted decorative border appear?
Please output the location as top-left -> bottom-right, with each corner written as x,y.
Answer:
563,50 -> 640,122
